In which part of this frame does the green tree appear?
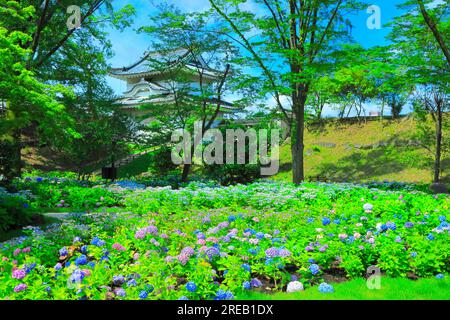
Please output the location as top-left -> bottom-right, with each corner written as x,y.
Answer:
207,0 -> 363,183
0,0 -> 135,179
389,0 -> 449,182
138,4 -> 240,181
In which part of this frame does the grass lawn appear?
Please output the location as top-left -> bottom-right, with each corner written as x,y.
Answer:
238,277 -> 450,300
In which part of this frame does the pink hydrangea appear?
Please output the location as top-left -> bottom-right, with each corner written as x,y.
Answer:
14,283 -> 27,293
197,239 -> 206,245
249,239 -> 259,245
12,269 -> 26,280
134,229 -> 146,239
206,237 -> 218,243
22,247 -> 30,253
160,233 -> 169,239
112,243 -> 126,251
81,269 -> 91,277
13,248 -> 21,256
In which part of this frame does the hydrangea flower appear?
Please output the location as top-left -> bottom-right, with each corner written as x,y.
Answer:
241,263 -> 251,272
286,281 -> 304,293
127,279 -> 137,287
69,269 -> 85,284
54,263 -> 62,271
265,247 -> 280,258
186,282 -> 197,292
215,289 -> 234,300
436,274 -> 444,279
14,283 -> 28,293
12,269 -> 26,280
250,278 -> 262,288
59,247 -> 68,257
115,288 -> 126,297
322,217 -> 331,226
75,255 -> 88,266
178,296 -> 189,300
112,243 -> 126,251
243,281 -> 251,290
404,222 -> 414,228
427,234 -> 435,241
363,203 -> 373,212
318,282 -> 334,293
113,275 -> 125,286
309,264 -> 320,275
139,291 -> 148,299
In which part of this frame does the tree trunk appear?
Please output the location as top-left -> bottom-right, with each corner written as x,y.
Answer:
434,109 -> 442,183
12,129 -> 22,179
181,163 -> 191,182
291,91 -> 307,184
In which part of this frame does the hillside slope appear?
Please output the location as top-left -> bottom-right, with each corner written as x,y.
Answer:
275,116 -> 449,183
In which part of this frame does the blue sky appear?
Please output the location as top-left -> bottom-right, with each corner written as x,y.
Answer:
105,0 -> 408,116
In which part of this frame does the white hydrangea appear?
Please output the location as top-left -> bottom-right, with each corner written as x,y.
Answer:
363,203 -> 373,211
286,281 -> 304,293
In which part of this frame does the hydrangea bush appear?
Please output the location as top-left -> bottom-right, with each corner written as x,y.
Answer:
0,181 -> 448,300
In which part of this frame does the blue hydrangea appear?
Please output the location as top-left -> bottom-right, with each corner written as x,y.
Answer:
241,263 -> 251,273
255,232 -> 265,239
215,289 -> 234,300
427,234 -> 435,241
333,219 -> 341,225
404,222 -> 414,228
436,274 -> 444,279
127,279 -> 137,287
318,282 -> 334,293
386,221 -> 397,230
69,269 -> 84,284
139,291 -> 148,299
248,248 -> 257,255
410,252 -> 417,258
438,216 -> 446,222
186,281 -> 197,292
91,237 -> 106,247
307,218 -> 314,223
228,215 -> 236,222
243,281 -> 251,290
88,262 -> 95,268
322,217 -> 331,226
309,264 -> 320,275
80,245 -> 88,254
75,255 -> 88,266
115,288 -> 126,297
178,296 -> 189,300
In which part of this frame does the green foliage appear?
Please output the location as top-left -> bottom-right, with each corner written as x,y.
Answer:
0,188 -> 36,232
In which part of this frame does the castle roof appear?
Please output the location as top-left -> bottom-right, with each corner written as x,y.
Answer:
109,48 -> 223,80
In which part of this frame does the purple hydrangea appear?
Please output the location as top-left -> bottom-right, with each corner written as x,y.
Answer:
12,269 -> 26,280
14,283 -> 28,293
250,278 -> 262,288
265,247 -> 280,258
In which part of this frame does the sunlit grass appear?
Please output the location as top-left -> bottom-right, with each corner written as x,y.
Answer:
238,276 -> 450,300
